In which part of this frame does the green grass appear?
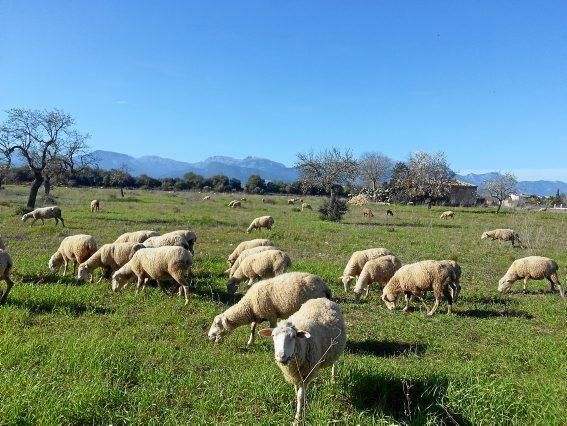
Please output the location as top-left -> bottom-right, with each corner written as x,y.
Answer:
0,185 -> 566,425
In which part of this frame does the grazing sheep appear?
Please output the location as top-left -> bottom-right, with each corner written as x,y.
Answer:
227,238 -> 275,265
0,249 -> 15,305
143,234 -> 190,251
538,207 -> 547,212
49,234 -> 98,276
440,211 -> 455,219
498,256 -> 563,297
240,197 -> 247,201
441,259 -> 462,302
340,248 -> 394,292
381,260 -> 460,315
208,272 -> 331,346
90,199 -> 100,212
114,230 -> 159,244
352,255 -> 402,301
386,209 -> 394,217
228,200 -> 241,208
258,298 -> 346,423
202,195 -> 211,200
481,229 -> 523,248
21,206 -> 65,227
288,199 -> 295,205
224,245 -> 277,276
77,242 -> 145,282
362,207 -> 374,217
246,215 -> 275,233
227,249 -> 291,294
301,203 -> 312,211
261,198 -> 265,203
112,246 -> 193,304
161,230 -> 197,255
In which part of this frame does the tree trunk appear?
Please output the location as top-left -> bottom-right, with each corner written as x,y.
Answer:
496,200 -> 502,214
120,187 -> 124,197
44,176 -> 51,195
330,188 -> 336,203
27,174 -> 44,209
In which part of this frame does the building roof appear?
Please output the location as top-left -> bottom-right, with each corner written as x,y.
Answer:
449,179 -> 477,188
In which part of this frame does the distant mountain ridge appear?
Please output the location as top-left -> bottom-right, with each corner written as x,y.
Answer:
456,173 -> 567,197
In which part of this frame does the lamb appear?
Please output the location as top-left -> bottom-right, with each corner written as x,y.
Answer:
301,203 -> 312,211
340,248 -> 394,292
258,298 -> 346,423
227,249 -> 291,294
227,238 -> 275,265
202,195 -> 211,200
208,272 -> 331,346
481,229 -> 523,248
381,259 -> 461,315
224,245 -> 277,276
112,246 -> 193,304
362,207 -> 374,217
90,199 -> 100,212
77,242 -> 145,282
0,249 -> 15,305
21,206 -> 65,226
498,256 -> 563,297
246,215 -> 275,233
228,200 -> 241,208
49,234 -> 98,276
114,230 -> 159,244
440,211 -> 455,219
150,231 -> 197,253
352,255 -> 402,301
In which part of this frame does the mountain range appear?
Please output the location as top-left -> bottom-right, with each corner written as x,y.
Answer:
90,150 -> 566,196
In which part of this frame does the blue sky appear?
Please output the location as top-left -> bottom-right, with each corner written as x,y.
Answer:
1,1 -> 566,180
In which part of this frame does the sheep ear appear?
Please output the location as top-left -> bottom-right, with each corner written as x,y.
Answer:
338,276 -> 344,282
258,328 -> 273,337
296,330 -> 311,339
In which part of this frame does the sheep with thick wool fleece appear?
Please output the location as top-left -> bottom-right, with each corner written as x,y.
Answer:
353,255 -> 402,301
49,234 -> 98,277
142,234 -> 190,251
301,203 -> 312,211
340,248 -> 394,292
227,238 -> 275,265
21,206 -> 65,226
162,230 -> 197,254
78,242 -> 145,282
440,211 -> 455,219
498,256 -> 563,297
246,215 -> 274,233
381,260 -> 460,316
224,245 -> 277,276
227,249 -> 291,294
112,246 -> 193,304
258,298 -> 346,423
90,200 -> 100,212
114,230 -> 159,244
0,249 -> 15,305
481,229 -> 523,247
208,272 -> 331,346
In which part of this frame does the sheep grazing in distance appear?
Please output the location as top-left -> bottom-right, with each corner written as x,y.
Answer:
224,245 -> 277,276
340,248 -> 394,292
261,198 -> 265,203
162,230 -> 197,254
240,197 -> 247,201
0,249 -> 15,305
202,195 -> 211,200
227,249 -> 291,294
287,199 -> 295,205
246,215 -> 274,233
386,209 -> 394,217
143,233 -> 191,251
538,207 -> 547,212
481,229 -> 523,248
258,298 -> 346,423
498,256 -> 563,297
21,206 -> 65,227
78,242 -> 145,282
114,230 -> 159,244
228,200 -> 241,208
352,255 -> 402,301
49,234 -> 98,277
112,246 -> 193,304
208,272 -> 331,346
381,259 -> 461,316
440,211 -> 455,219
227,238 -> 275,265
90,199 -> 100,212
362,207 -> 374,217
301,203 -> 312,211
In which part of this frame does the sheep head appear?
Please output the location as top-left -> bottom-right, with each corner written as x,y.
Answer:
259,322 -> 311,365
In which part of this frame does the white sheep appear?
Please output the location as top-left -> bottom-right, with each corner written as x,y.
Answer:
208,272 -> 331,346
481,229 -> 523,248
498,256 -> 563,297
246,215 -> 274,233
227,238 -> 275,265
224,245 -> 277,276
161,230 -> 197,254
49,234 -> 98,277
21,206 -> 65,226
258,298 -> 346,423
0,249 -> 15,305
112,246 -> 193,304
440,211 -> 455,219
143,234 -> 190,251
114,230 -> 159,244
227,249 -> 291,294
288,199 -> 295,205
90,200 -> 100,212
381,259 -> 461,316
202,195 -> 211,200
228,200 -> 241,208
340,248 -> 394,292
77,242 -> 145,282
301,203 -> 312,211
352,255 -> 402,301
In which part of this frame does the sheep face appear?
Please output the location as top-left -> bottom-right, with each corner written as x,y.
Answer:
77,265 -> 90,281
226,279 -> 238,295
340,275 -> 354,292
21,213 -> 31,222
498,277 -> 514,293
381,292 -> 396,310
481,232 -> 488,239
111,271 -> 131,291
208,315 -> 231,343
48,253 -> 62,271
260,325 -> 311,365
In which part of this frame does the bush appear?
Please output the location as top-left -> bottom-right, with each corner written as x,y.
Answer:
318,198 -> 348,222
14,206 -> 31,216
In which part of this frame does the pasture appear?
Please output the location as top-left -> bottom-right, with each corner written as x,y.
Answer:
0,185 -> 565,425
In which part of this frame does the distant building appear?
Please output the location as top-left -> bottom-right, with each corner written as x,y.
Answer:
448,180 -> 477,206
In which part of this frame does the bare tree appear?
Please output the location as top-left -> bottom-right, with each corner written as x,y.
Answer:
482,172 -> 517,213
358,153 -> 393,196
0,108 -> 91,209
406,151 -> 455,208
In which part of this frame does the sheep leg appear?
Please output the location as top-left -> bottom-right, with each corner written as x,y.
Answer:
402,293 -> 412,312
62,260 -> 68,276
247,277 -> 255,287
443,286 -> 453,314
31,218 -> 37,226
412,293 -> 431,312
60,217 -> 65,227
135,276 -> 144,294
364,285 -> 370,299
247,322 -> 257,346
428,290 -> 442,316
548,275 -> 564,297
294,383 -> 306,424
523,277 -> 529,292
0,277 -> 14,305
331,363 -> 336,383
41,218 -> 44,225
171,271 -> 190,305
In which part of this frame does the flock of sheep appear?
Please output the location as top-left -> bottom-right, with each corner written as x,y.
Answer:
0,200 -> 564,422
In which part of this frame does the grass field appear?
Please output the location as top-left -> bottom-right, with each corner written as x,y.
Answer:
0,185 -> 565,425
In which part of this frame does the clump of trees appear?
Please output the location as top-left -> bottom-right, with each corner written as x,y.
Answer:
482,172 -> 517,213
